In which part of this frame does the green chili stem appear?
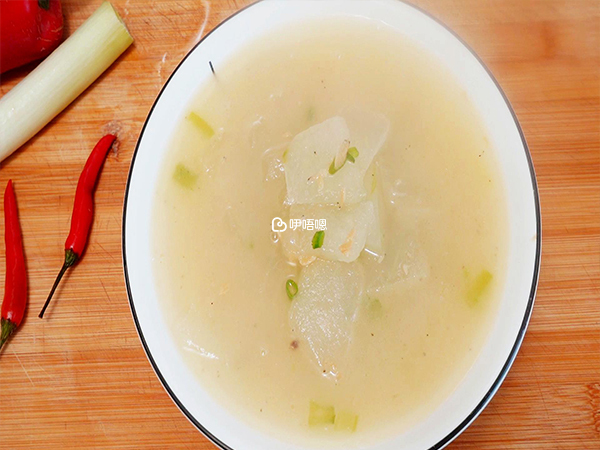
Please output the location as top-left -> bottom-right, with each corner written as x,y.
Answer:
39,249 -> 78,318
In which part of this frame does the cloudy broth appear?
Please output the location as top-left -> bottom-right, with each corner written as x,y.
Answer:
153,17 -> 508,448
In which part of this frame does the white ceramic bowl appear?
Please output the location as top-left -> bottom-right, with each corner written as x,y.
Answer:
123,1 -> 541,449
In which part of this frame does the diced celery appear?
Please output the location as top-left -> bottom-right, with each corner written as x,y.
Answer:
187,112 -> 215,138
308,401 -> 335,427
467,270 -> 493,305
334,410 -> 358,432
366,298 -> 383,318
173,163 -> 198,189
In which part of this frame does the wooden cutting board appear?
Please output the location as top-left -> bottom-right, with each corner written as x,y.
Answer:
0,0 -> 598,448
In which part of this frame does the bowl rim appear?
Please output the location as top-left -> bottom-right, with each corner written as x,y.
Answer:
122,1 -> 542,449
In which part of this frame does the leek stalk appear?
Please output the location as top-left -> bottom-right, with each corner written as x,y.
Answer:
0,2 -> 133,161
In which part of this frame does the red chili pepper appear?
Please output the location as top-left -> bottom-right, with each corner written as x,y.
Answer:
39,134 -> 116,319
0,181 -> 28,352
0,0 -> 64,74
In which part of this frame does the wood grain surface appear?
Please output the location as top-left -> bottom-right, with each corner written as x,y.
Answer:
0,0 -> 598,448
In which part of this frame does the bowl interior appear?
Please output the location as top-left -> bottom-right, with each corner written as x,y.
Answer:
123,1 -> 540,449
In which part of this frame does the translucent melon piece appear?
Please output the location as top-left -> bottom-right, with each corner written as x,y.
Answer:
364,163 -> 384,258
290,260 -> 364,380
261,144 -> 287,182
365,197 -> 383,258
284,111 -> 389,205
394,240 -> 430,282
285,117 -> 360,204
282,201 -> 377,263
365,239 -> 430,296
343,106 -> 390,174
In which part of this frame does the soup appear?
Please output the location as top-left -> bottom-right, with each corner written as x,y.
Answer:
153,17 -> 507,448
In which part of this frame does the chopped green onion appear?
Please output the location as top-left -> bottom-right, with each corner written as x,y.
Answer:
329,158 -> 340,175
346,147 -> 359,163
187,112 -> 215,138
328,146 -> 359,175
308,401 -> 335,427
286,279 -> 298,300
307,106 -> 316,122
282,148 -> 289,163
334,410 -> 358,432
173,163 -> 198,189
312,230 -> 325,249
467,270 -> 493,305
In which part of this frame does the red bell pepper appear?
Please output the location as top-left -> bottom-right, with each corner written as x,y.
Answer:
0,0 -> 64,74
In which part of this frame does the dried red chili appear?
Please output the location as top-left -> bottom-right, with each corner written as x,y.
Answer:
0,180 -> 28,351
39,134 -> 116,318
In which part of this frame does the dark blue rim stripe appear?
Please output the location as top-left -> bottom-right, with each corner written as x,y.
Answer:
121,1 -> 542,449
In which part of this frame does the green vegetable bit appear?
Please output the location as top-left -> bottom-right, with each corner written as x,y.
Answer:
466,270 -> 493,305
187,112 -> 215,138
328,158 -> 341,175
329,146 -> 359,174
308,401 -> 335,427
366,298 -> 383,318
346,147 -> 359,163
312,230 -> 325,249
172,163 -> 198,189
334,410 -> 358,432
307,106 -> 316,122
282,148 -> 289,163
286,279 -> 299,300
